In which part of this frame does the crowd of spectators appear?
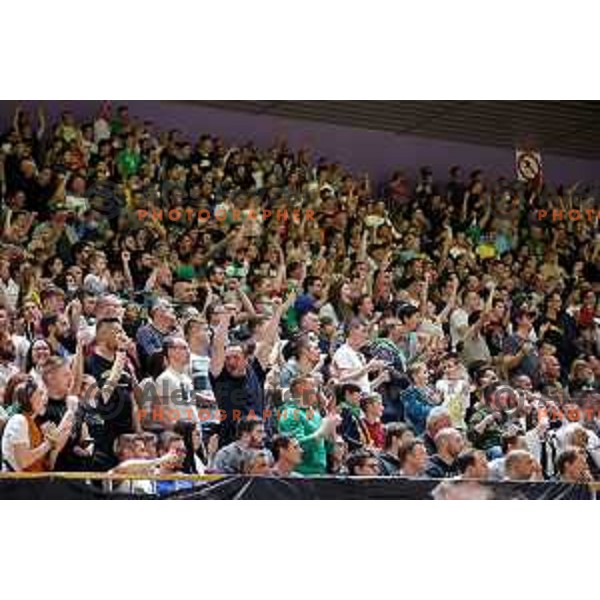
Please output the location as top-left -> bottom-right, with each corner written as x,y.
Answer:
0,102 -> 599,496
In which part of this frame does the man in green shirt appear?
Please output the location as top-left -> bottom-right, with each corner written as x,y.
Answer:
467,383 -> 514,459
278,375 -> 339,475
117,135 -> 141,178
282,267 -> 304,334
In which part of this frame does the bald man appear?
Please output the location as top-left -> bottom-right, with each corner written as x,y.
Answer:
425,427 -> 465,478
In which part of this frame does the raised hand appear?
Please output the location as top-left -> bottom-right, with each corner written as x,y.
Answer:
282,289 -> 297,312
66,395 -> 80,413
67,298 -> 82,317
217,310 -> 231,330
59,410 -> 75,436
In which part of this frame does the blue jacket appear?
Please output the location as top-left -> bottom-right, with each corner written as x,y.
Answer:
401,386 -> 436,436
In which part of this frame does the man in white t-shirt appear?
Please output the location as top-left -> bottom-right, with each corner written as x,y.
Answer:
184,317 -> 212,394
449,291 -> 482,351
435,357 -> 471,431
332,319 -> 388,393
154,336 -> 197,428
0,258 -> 19,311
184,316 -> 219,426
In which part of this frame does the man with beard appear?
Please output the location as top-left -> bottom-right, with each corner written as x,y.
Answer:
212,419 -> 270,474
39,285 -> 67,317
85,318 -> 141,467
483,297 -> 508,357
40,314 -> 73,358
39,357 -> 93,471
294,275 -> 325,318
210,294 -> 292,445
367,317 -> 410,423
425,428 -> 465,478
468,382 -> 516,460
502,307 -> 541,388
173,280 -> 198,309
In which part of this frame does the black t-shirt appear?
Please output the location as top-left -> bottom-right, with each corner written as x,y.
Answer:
484,321 -> 506,357
584,261 -> 600,283
37,397 -> 85,472
209,357 -> 267,445
424,454 -> 459,479
85,353 -> 135,458
5,163 -> 37,201
127,251 -> 149,289
193,150 -> 215,173
446,180 -> 466,208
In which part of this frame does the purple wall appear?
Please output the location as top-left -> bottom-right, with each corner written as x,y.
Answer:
2,100 -> 598,186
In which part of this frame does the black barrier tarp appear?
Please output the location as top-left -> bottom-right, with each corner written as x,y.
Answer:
0,476 -> 594,500
0,477 -> 143,500
168,476 -> 593,500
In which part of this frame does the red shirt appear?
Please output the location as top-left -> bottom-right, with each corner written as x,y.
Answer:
364,420 -> 385,449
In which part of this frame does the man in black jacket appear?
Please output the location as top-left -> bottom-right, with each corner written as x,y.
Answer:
337,383 -> 370,451
425,427 -> 464,478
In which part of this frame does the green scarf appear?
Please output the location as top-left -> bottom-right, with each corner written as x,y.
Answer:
339,401 -> 361,419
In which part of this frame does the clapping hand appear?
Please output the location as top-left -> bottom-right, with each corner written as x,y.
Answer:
66,298 -> 82,319
321,413 -> 341,439
159,451 -> 181,471
41,422 -> 60,447
378,370 -> 392,384
216,310 -> 231,330
116,331 -> 133,353
424,270 -> 432,286
367,358 -> 387,373
77,325 -> 94,348
66,395 -> 79,414
113,348 -> 128,375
